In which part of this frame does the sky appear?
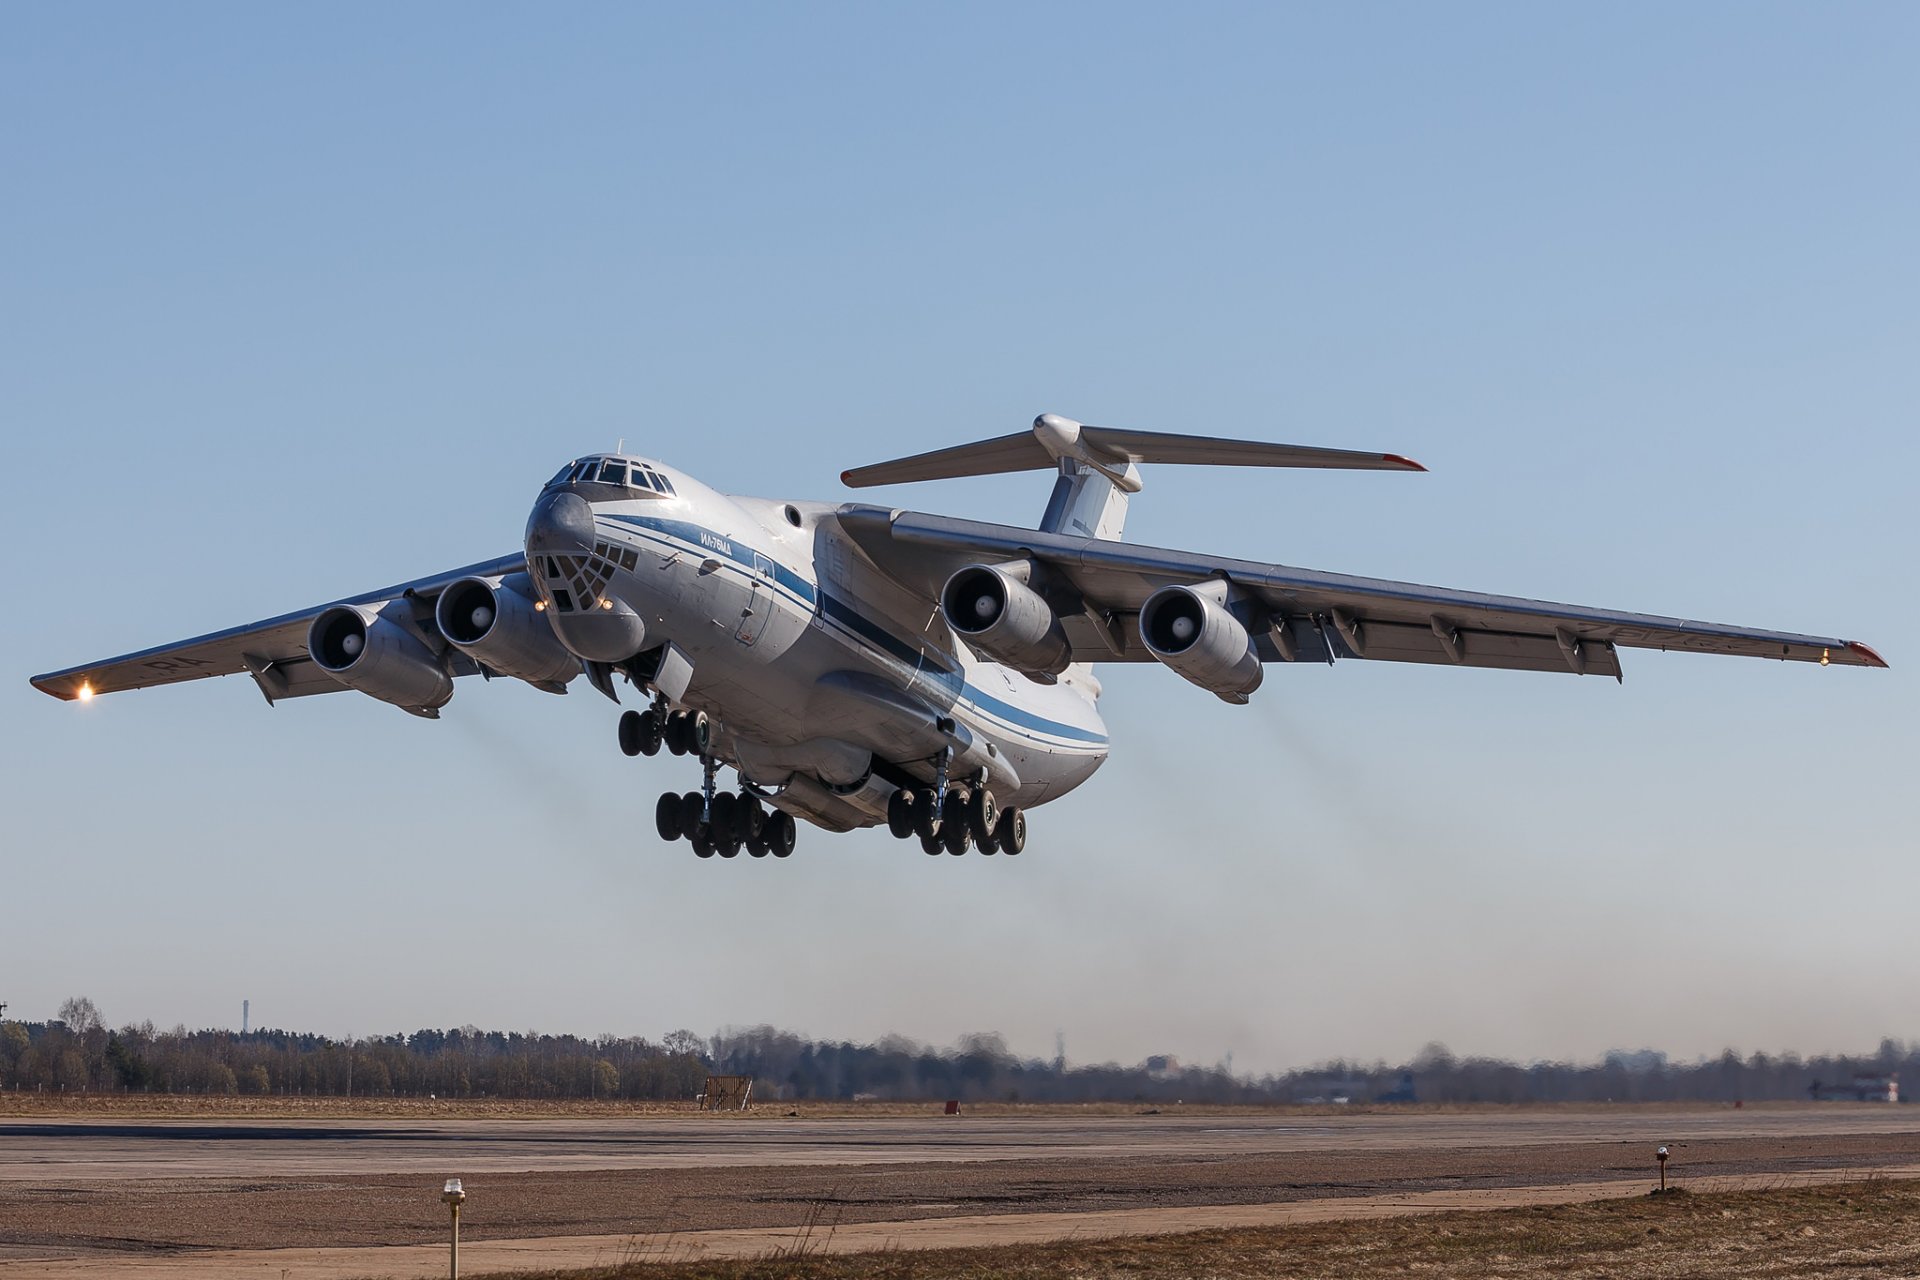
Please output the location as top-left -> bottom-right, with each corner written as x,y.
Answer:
2,3 -> 1914,1076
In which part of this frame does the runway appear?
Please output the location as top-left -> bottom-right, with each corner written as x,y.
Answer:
4,1105 -> 1918,1277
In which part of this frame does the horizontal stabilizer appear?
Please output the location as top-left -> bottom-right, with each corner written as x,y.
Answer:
842,413 -> 1423,488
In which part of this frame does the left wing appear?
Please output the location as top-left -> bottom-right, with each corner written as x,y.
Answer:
29,553 -> 526,703
837,506 -> 1886,676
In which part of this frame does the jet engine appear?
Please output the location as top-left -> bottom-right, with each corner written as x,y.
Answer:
1138,582 -> 1264,703
939,563 -> 1071,676
307,605 -> 455,715
435,574 -> 578,691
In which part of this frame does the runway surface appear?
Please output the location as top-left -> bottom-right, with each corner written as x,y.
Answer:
4,1106 -> 1918,1277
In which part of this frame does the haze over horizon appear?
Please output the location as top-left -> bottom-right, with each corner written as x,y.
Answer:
4,4 -> 1914,1076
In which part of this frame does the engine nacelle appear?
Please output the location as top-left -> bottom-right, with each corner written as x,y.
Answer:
940,563 -> 1071,676
1138,582 -> 1263,703
308,604 -> 454,715
435,574 -> 578,691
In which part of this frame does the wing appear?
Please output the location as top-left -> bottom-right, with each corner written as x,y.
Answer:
836,506 -> 1886,676
29,553 -> 527,703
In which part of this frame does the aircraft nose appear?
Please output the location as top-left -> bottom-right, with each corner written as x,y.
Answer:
525,490 -> 595,556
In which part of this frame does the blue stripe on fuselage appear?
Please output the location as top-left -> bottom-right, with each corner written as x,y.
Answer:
594,510 -> 1108,748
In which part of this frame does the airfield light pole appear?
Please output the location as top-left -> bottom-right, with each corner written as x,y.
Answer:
442,1179 -> 465,1278
1656,1145 -> 1670,1192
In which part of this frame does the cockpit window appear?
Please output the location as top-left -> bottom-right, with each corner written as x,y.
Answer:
597,460 -> 628,486
548,463 -> 576,488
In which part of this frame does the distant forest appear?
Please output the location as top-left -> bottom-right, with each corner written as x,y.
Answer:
2,998 -> 1912,1105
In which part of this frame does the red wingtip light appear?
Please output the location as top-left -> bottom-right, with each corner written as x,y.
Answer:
1846,641 -> 1890,669
840,470 -> 856,485
1383,454 -> 1428,472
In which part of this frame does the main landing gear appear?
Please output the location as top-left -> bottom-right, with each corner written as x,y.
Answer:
621,704 -> 795,859
655,787 -> 796,859
886,782 -> 1025,857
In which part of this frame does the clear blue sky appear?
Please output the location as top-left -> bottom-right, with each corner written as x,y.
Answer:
3,3 -> 1913,1074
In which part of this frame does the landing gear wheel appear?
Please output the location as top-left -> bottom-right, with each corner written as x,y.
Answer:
995,808 -> 1026,855
655,793 -> 682,841
638,708 -> 663,756
690,827 -> 715,858
688,711 -> 712,755
747,829 -> 770,857
766,810 -> 797,858
618,710 -> 644,757
977,828 -> 1000,855
887,789 -> 916,839
968,788 -> 998,843
679,791 -> 706,840
664,711 -> 690,756
716,832 -> 742,858
710,792 -> 738,843
912,788 -> 941,839
743,797 -> 767,843
941,790 -> 973,855
920,831 -> 944,856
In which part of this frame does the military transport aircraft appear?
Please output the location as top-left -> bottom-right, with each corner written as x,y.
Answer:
31,414 -> 1886,858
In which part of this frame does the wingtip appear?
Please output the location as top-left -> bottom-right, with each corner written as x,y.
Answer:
1846,641 -> 1889,669
1383,454 -> 1428,473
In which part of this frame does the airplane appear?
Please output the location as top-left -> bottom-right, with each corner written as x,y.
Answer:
30,414 -> 1887,859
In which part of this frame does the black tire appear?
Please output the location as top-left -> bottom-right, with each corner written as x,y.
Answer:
912,787 -> 941,839
664,711 -> 689,756
716,832 -> 742,858
638,708 -> 663,756
710,792 -> 738,842
920,831 -> 944,856
768,810 -> 797,858
996,808 -> 1026,855
977,828 -> 1000,855
690,827 -> 715,858
968,788 -> 998,843
941,790 -> 972,855
747,829 -> 770,857
618,710 -> 643,757
743,797 -> 766,842
679,791 -> 706,839
887,789 -> 916,839
688,711 -> 712,755
655,792 -> 682,841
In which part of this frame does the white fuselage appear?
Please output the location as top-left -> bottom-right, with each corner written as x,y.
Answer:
524,456 -> 1108,832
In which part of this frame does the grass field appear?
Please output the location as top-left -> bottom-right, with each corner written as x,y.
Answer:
467,1179 -> 1920,1280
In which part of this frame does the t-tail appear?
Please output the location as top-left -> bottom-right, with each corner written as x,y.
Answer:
841,413 -> 1425,540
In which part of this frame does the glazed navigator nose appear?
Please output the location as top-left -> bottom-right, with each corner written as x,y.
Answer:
525,489 -> 596,557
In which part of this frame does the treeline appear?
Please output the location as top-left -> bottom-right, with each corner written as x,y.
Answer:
2,999 -> 1914,1105
1,998 -> 707,1099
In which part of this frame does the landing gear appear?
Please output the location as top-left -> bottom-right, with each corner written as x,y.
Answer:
662,709 -> 710,757
765,810 -> 797,858
912,787 -> 941,839
887,788 -> 917,839
886,778 -> 1025,856
941,789 -> 972,855
655,793 -> 681,841
995,807 -> 1026,855
620,707 -> 665,757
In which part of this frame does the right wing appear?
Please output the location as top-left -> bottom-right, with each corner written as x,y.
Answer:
29,553 -> 526,703
837,506 -> 1886,676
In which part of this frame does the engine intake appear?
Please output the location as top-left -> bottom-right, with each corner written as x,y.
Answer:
1139,583 -> 1263,703
308,605 -> 454,715
940,563 -> 1071,676
435,574 -> 578,690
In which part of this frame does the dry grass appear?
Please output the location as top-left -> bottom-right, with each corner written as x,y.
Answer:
464,1180 -> 1920,1280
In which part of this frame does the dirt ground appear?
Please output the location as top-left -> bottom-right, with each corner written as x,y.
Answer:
3,1124 -> 1917,1255
469,1180 -> 1920,1280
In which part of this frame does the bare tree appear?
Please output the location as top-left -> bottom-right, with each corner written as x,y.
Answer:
57,997 -> 103,1036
